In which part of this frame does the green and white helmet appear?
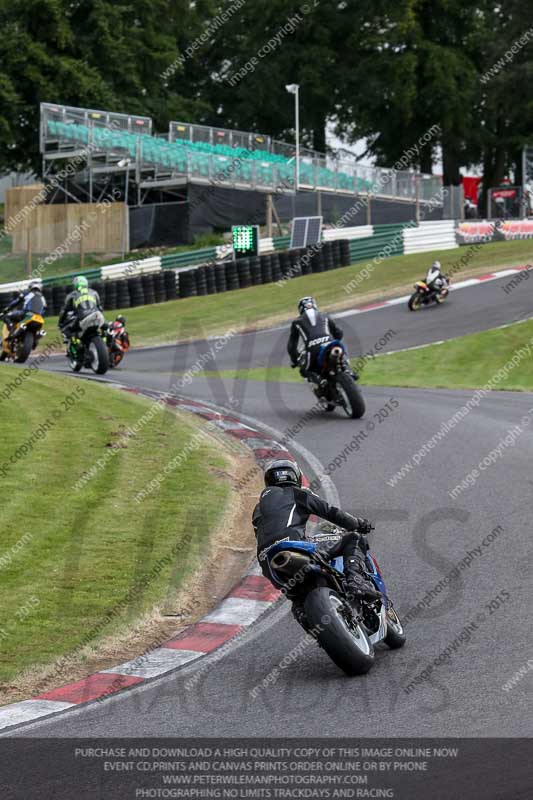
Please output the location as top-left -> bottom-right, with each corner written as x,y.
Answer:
73,275 -> 89,291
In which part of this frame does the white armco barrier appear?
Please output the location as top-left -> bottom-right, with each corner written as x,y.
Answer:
323,225 -> 374,241
100,256 -> 161,280
259,237 -> 275,254
403,220 -> 458,254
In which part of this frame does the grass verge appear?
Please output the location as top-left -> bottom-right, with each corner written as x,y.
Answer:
199,319 -> 533,392
40,238 -> 533,347
0,368 -> 231,686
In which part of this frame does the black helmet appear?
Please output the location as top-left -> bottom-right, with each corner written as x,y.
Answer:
298,297 -> 317,315
264,459 -> 302,488
116,315 -> 126,325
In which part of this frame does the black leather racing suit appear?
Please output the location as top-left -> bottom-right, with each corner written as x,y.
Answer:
58,288 -> 103,337
287,309 -> 343,377
252,485 -> 370,595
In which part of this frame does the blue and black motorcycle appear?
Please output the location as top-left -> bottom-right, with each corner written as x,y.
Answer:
299,340 -> 365,419
268,526 -> 405,675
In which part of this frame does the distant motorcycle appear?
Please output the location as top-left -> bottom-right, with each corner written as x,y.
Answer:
0,308 -> 46,363
300,340 -> 365,419
64,311 -> 108,374
104,319 -> 130,368
408,278 -> 450,311
267,524 -> 406,675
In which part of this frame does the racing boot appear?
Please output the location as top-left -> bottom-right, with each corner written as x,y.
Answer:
344,555 -> 381,602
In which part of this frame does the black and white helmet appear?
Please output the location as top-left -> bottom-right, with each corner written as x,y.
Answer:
298,296 -> 317,315
264,459 -> 302,488
28,280 -> 41,292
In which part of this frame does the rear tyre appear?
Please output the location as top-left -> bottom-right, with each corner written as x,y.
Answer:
335,372 -> 365,419
408,291 -> 422,311
384,605 -> 406,649
88,336 -> 109,375
304,587 -> 375,675
14,331 -> 33,363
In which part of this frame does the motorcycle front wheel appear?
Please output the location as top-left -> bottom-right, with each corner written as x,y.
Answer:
304,587 -> 375,675
383,605 -> 406,649
408,291 -> 423,311
335,372 -> 365,419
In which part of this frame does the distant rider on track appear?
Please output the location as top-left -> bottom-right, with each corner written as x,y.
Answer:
287,297 -> 345,383
425,261 -> 448,293
253,459 -> 380,612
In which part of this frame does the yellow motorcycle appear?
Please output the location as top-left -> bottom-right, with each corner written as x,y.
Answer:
1,310 -> 46,363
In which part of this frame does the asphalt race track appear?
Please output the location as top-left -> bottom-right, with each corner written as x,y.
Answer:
10,273 -> 533,741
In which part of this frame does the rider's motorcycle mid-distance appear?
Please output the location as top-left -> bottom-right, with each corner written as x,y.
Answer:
287,296 -> 365,418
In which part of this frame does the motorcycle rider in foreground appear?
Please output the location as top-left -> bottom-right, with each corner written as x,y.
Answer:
287,297 -> 346,383
253,459 -> 380,618
57,276 -> 104,344
3,281 -> 46,337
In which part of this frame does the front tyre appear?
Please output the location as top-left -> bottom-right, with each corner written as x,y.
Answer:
14,330 -> 33,363
336,372 -> 365,419
304,587 -> 375,675
384,605 -> 406,649
408,291 -> 422,311
88,336 -> 109,375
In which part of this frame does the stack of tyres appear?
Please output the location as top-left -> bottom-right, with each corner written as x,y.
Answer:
127,277 -> 144,308
214,264 -> 227,293
205,264 -> 217,295
298,248 -> 312,275
91,280 -> 106,308
249,256 -> 262,285
163,269 -> 178,300
196,266 -> 208,296
52,285 -> 67,314
323,241 -> 335,271
288,249 -> 302,279
105,280 -> 118,310
309,246 -> 324,273
332,240 -> 342,268
179,269 -> 196,298
117,278 -> 131,308
270,253 -> 283,282
279,251 -> 291,277
260,254 -> 273,284
340,239 -> 351,267
224,261 -> 240,291
42,287 -> 55,316
237,258 -> 252,288
154,272 -> 167,303
141,274 -> 156,304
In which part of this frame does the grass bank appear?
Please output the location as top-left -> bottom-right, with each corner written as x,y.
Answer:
200,319 -> 533,392
0,368 -> 231,685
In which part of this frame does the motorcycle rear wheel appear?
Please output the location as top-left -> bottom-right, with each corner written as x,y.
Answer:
14,330 -> 33,363
335,372 -> 365,419
88,336 -> 109,375
304,587 -> 375,675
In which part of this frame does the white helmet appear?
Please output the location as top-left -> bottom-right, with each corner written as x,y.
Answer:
431,261 -> 441,270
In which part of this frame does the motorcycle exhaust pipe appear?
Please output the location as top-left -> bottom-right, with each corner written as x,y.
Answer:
270,550 -> 311,575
